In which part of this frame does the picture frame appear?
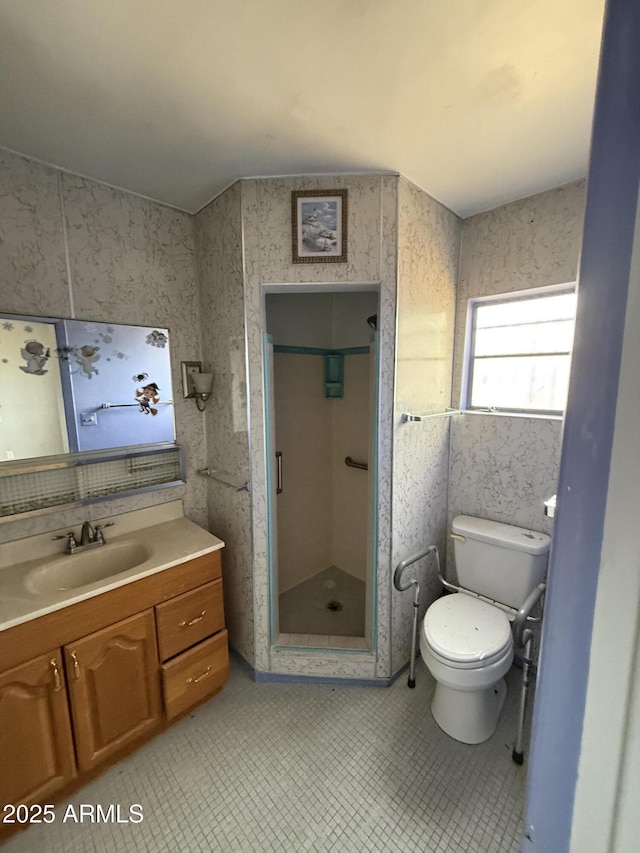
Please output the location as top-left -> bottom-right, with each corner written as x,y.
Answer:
291,189 -> 348,264
181,360 -> 202,398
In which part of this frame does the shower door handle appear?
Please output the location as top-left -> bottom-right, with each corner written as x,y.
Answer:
276,451 -> 283,494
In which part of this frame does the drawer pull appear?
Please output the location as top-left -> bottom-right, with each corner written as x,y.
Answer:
50,658 -> 62,692
70,651 -> 81,680
186,665 -> 212,685
179,610 -> 207,628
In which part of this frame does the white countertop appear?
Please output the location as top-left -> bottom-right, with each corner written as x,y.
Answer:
0,502 -> 224,632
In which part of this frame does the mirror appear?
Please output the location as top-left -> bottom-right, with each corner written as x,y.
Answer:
0,313 -> 175,462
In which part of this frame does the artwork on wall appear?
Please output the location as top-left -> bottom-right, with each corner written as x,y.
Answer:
291,189 -> 348,264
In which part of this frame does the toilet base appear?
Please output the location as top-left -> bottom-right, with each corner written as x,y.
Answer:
431,677 -> 507,744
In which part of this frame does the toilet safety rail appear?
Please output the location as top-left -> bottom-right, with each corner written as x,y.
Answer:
394,548 -> 545,694
512,583 -> 546,765
512,583 -> 546,648
393,545 -> 441,688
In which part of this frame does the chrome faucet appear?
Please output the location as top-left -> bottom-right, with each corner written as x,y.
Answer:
80,521 -> 95,546
52,520 -> 114,554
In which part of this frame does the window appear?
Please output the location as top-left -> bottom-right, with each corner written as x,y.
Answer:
463,286 -> 577,415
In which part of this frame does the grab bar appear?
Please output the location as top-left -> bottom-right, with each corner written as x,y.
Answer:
197,468 -> 250,492
345,456 -> 368,471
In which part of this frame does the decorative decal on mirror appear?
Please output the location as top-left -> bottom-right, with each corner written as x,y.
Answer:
74,344 -> 101,378
146,330 -> 168,348
0,313 -> 176,463
135,382 -> 161,415
20,340 -> 50,375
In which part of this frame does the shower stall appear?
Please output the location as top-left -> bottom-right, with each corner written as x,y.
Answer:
264,291 -> 379,650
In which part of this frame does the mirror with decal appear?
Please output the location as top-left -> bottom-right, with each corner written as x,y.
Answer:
0,313 -> 175,462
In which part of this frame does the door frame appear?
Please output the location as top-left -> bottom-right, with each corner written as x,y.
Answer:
261,283 -> 381,651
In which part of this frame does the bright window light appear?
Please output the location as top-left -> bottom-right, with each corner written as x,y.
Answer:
464,288 -> 577,415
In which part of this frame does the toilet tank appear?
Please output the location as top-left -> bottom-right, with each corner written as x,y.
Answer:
452,516 -> 551,608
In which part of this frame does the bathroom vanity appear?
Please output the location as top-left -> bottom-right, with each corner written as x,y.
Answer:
0,503 -> 227,831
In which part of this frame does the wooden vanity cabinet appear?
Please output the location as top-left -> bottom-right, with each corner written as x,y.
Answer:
0,548 -> 227,828
0,650 -> 76,806
63,610 -> 163,772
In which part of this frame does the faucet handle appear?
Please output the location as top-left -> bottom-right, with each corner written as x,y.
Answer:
52,532 -> 77,553
93,522 -> 114,544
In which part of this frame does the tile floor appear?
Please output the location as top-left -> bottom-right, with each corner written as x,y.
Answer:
279,566 -> 366,638
3,659 -> 529,852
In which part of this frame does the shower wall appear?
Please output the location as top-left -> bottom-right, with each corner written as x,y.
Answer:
272,352 -> 332,593
331,352 -> 371,584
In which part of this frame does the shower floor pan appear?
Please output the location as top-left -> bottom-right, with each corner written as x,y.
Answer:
279,565 -> 365,638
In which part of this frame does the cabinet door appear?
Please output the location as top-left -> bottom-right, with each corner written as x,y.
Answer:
0,650 -> 76,805
64,610 -> 162,772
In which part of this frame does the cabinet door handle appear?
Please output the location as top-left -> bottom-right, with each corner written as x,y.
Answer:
179,610 -> 206,628
70,651 -> 81,680
186,665 -> 212,685
50,658 -> 62,692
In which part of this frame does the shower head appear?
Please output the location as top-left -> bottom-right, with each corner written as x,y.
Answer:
367,314 -> 378,331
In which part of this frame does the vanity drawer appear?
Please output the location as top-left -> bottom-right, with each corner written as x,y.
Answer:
161,630 -> 228,720
155,579 -> 224,661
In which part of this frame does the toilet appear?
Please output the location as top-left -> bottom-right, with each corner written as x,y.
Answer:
420,515 -> 550,744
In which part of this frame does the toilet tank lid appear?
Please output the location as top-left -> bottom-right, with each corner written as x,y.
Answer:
452,516 -> 551,555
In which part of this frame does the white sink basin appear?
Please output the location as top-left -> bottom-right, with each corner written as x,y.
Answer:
24,542 -> 150,596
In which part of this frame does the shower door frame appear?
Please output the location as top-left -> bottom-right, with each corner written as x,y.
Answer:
262,284 -> 381,653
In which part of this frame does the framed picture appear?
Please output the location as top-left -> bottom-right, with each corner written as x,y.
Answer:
291,189 -> 348,264
181,361 -> 202,398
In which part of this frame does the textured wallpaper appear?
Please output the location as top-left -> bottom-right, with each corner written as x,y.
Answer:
0,151 -> 70,317
391,177 -> 461,674
256,176 -> 383,284
194,181 -> 254,665
446,181 -> 586,606
0,149 -> 207,542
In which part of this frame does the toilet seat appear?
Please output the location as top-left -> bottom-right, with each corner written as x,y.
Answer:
424,593 -> 512,668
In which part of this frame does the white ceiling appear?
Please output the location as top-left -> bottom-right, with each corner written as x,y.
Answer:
0,0 -> 605,217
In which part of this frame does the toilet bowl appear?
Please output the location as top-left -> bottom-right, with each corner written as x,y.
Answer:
420,592 -> 514,744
